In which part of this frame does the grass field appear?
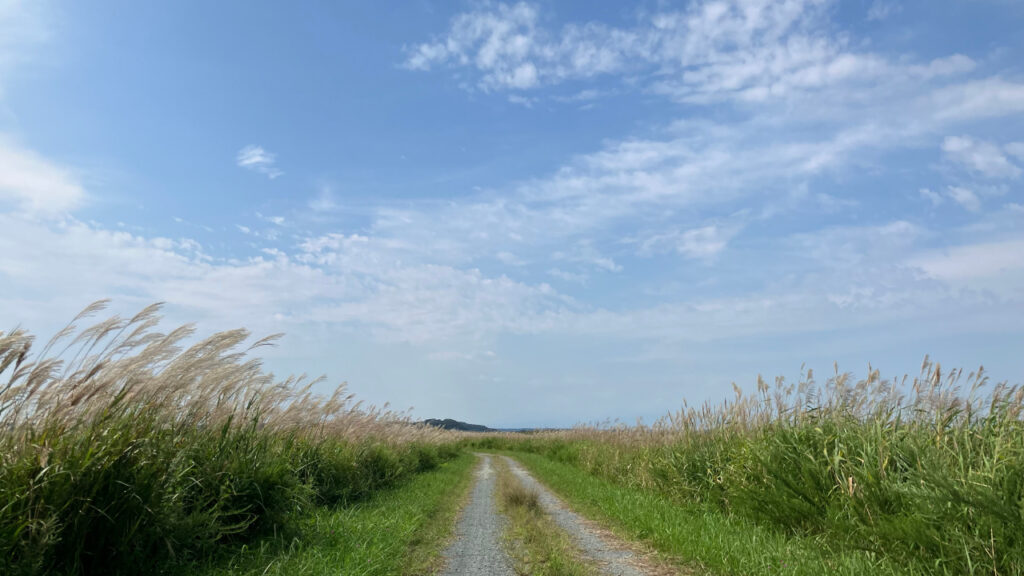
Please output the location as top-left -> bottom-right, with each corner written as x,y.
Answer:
480,362 -> 1024,575
5,302 -> 1022,575
194,452 -> 477,576
0,303 -> 464,576
505,451 -> 915,576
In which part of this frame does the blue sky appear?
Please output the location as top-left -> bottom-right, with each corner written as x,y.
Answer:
2,0 -> 1023,427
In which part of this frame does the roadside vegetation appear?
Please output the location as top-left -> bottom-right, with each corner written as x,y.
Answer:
6,301 -> 1020,575
0,302 -> 464,576
509,451 -> 911,575
481,361 -> 1024,575
494,457 -> 596,576
196,452 -> 477,575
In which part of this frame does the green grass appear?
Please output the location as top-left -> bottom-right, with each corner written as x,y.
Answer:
508,451 -> 924,576
0,305 -> 465,575
193,452 -> 477,576
0,416 -> 462,575
477,365 -> 1024,574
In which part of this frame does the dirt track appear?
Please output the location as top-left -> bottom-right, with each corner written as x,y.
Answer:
440,453 -> 665,576
440,454 -> 516,576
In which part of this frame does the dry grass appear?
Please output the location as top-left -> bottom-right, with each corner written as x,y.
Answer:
0,300 -> 455,444
502,481 -> 543,513
483,360 -> 1024,574
0,301 -> 463,575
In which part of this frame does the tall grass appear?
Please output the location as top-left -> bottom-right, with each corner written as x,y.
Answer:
485,361 -> 1024,574
0,301 -> 460,575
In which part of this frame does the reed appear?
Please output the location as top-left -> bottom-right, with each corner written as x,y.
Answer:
483,361 -> 1024,574
0,301 -> 460,575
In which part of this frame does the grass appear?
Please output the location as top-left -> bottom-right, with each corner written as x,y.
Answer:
507,451 -> 920,576
0,302 -> 463,575
8,301 -> 1020,574
193,452 -> 477,576
493,456 -> 596,576
477,362 -> 1024,575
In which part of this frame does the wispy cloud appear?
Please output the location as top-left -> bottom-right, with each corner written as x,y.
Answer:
919,187 -> 944,206
910,239 -> 1024,293
637,225 -> 736,260
552,241 -> 622,273
946,186 -> 982,211
928,78 -> 1024,121
867,0 -> 901,21
942,135 -> 1022,179
0,138 -> 84,216
1007,143 -> 1024,162
256,212 -> 286,226
308,187 -> 340,212
547,268 -> 587,284
403,0 -> 974,107
236,145 -> 283,179
0,0 -> 51,99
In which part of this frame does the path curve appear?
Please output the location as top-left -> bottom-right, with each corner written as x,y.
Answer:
439,454 -> 516,576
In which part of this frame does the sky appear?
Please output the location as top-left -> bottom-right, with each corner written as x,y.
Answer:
1,0 -> 1023,427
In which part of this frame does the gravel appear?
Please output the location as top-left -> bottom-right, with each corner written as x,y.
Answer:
502,456 -> 648,576
439,454 -> 516,576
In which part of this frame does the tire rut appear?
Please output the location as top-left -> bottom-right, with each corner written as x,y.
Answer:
501,456 -> 654,576
439,454 -> 516,576
440,454 -> 669,576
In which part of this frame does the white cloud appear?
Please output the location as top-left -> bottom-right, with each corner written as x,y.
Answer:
0,214 -> 573,346
0,0 -> 50,100
867,0 -> 901,21
929,78 -> 1024,121
0,138 -> 85,216
507,94 -> 536,107
496,251 -> 527,266
403,1 -> 635,92
675,226 -> 734,259
256,212 -> 286,226
792,221 -> 924,268
552,241 -> 622,273
236,145 -> 283,179
3,206 -> 1024,374
404,0 -> 976,108
547,268 -> 587,283
638,225 -> 735,260
910,239 -> 1024,293
947,186 -> 982,211
910,55 -> 976,79
942,135 -> 1021,179
308,187 -> 340,212
919,187 -> 944,206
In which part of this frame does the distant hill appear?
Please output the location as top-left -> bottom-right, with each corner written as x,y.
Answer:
422,418 -> 494,432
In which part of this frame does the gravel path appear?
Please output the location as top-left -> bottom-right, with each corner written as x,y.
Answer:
502,456 -> 648,576
439,454 -> 516,576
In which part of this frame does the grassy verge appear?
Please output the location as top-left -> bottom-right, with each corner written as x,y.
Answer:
493,456 -> 596,576
194,452 -> 477,576
509,451 -> 924,576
